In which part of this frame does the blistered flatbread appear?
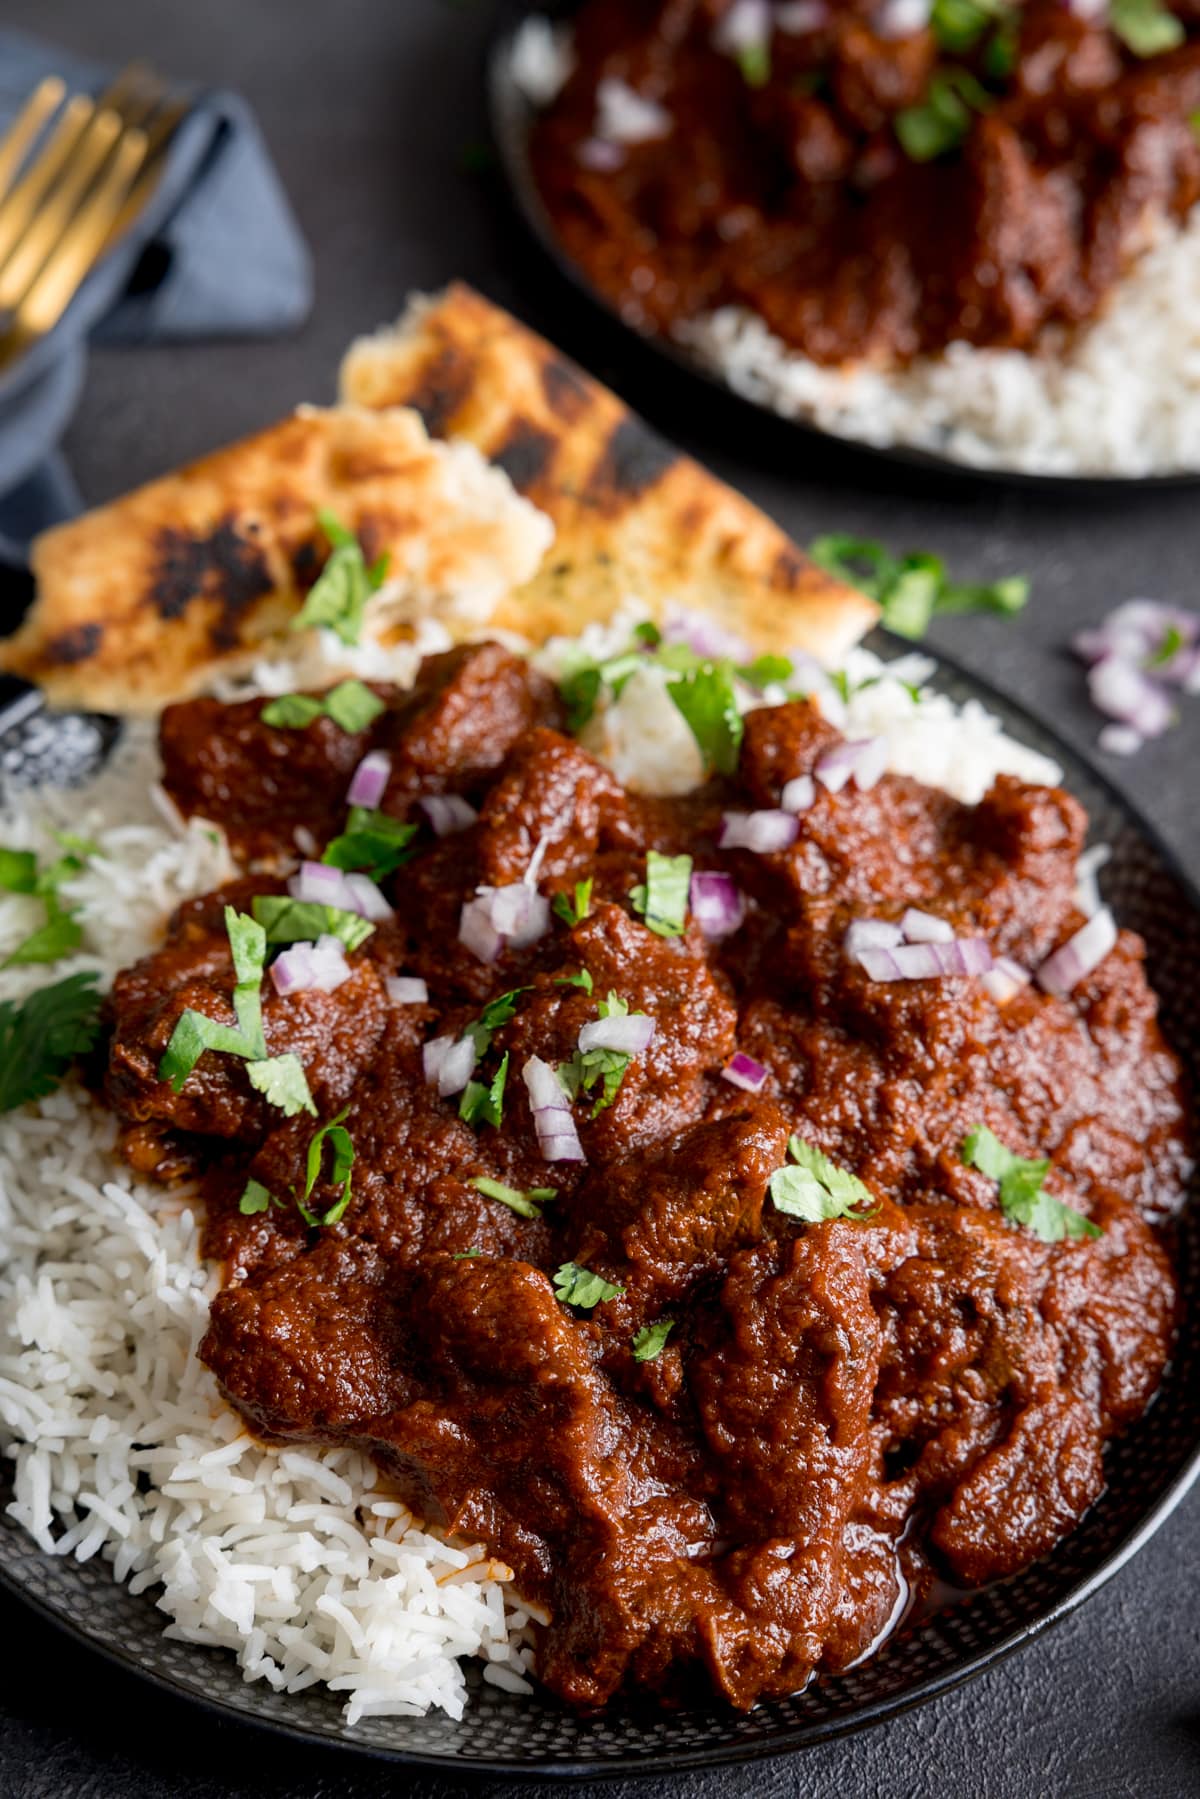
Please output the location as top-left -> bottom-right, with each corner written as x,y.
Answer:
0,403 -> 554,712
340,284 -> 878,661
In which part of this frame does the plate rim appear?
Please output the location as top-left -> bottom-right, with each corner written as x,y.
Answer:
485,0 -> 1200,497
1,637 -> 1199,1778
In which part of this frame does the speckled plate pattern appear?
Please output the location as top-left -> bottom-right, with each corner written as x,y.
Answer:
1,645 -> 1198,1778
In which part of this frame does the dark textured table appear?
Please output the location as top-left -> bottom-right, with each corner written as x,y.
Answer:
2,3 -> 1199,1796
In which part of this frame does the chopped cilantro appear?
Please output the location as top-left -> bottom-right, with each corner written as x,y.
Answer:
0,973 -> 103,1112
466,987 -> 530,1057
3,906 -> 83,968
469,1174 -> 552,1219
769,1135 -> 880,1224
553,1262 -> 625,1309
552,877 -> 594,928
459,1051 -> 509,1129
323,807 -> 417,882
895,67 -> 993,162
1148,624 -> 1185,669
262,679 -> 385,734
251,895 -> 375,952
631,1318 -> 675,1362
158,907 -> 315,1117
291,510 -> 390,647
238,1178 -> 276,1216
735,40 -> 771,86
453,1247 -> 484,1259
559,990 -> 641,1117
961,1124 -> 1101,1243
299,1109 -> 355,1226
555,967 -> 594,994
558,641 -> 650,731
630,851 -> 692,938
808,534 -> 1029,641
246,1053 -> 317,1118
930,0 -> 1012,54
738,654 -> 794,690
666,663 -> 744,775
0,835 -> 96,969
1111,0 -> 1184,56
0,848 -> 38,893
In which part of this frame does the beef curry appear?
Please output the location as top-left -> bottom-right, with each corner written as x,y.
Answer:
97,642 -> 1186,1709
530,0 -> 1200,366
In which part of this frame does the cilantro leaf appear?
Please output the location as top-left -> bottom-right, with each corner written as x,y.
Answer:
769,1135 -> 880,1223
238,1178 -> 276,1216
737,654 -> 794,690
666,663 -> 744,775
3,907 -> 83,969
0,848 -> 38,893
251,895 -> 375,952
298,1109 -> 355,1225
322,807 -> 417,881
552,877 -> 594,927
246,1053 -> 316,1118
555,967 -> 594,994
260,694 -> 325,728
0,973 -> 103,1112
631,1318 -> 675,1362
931,0 -> 1012,54
459,1051 -> 509,1130
225,906 -> 268,1056
560,991 -> 640,1118
735,40 -> 771,86
630,851 -> 692,938
552,1261 -> 625,1309
453,1247 -> 483,1259
291,511 -> 390,647
896,66 -> 993,161
469,1174 -> 551,1218
1111,0 -> 1184,56
262,680 -> 385,734
960,1124 -> 1101,1243
465,987 -> 530,1057
157,1009 -> 254,1092
808,534 -> 1029,641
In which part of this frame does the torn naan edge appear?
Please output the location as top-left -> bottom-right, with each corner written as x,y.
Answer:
340,284 -> 878,662
0,403 -> 553,712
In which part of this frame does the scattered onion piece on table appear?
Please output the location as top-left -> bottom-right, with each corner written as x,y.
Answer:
1072,598 -> 1200,755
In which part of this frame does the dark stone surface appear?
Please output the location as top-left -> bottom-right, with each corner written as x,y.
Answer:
1,3 -> 1198,1795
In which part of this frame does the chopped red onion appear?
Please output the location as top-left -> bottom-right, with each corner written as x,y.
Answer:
423,1033 -> 477,1098
578,1014 -> 656,1056
523,1055 -> 586,1163
713,0 -> 770,55
690,871 -> 745,938
419,794 -> 477,837
269,935 -> 351,997
876,0 -> 932,35
386,976 -> 428,1005
1073,844 -> 1111,919
347,750 -> 391,809
577,136 -> 625,172
981,956 -> 1031,1004
1088,657 -> 1174,739
721,1052 -> 767,1093
342,872 -> 393,921
845,918 -> 903,959
595,76 -> 672,144
718,809 -> 800,853
781,774 -> 815,814
815,737 -> 887,794
459,894 -> 504,964
776,1 -> 828,33
1098,723 -> 1143,758
662,605 -> 752,665
290,860 -> 350,907
857,938 -> 994,982
294,825 -> 318,857
1036,907 -> 1117,998
901,907 -> 954,944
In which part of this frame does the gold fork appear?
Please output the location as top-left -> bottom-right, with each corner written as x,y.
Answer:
0,64 -> 186,370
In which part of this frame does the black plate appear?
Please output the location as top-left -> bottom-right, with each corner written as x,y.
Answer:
487,0 -> 1200,496
1,644 -> 1199,1779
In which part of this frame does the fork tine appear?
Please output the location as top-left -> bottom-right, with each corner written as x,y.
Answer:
0,93 -> 95,272
12,123 -> 150,342
0,76 -> 67,201
0,106 -> 123,313
103,98 -> 189,248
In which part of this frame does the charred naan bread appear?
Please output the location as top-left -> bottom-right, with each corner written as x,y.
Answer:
0,404 -> 553,712
0,286 -> 876,712
340,285 -> 877,660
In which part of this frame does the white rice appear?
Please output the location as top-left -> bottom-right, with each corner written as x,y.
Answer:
0,624 -> 1059,1721
678,212 -> 1200,477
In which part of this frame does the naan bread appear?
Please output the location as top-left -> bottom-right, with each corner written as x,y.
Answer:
0,403 -> 553,712
340,284 -> 878,661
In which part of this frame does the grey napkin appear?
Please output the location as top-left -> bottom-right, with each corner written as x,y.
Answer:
0,27 -> 312,566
